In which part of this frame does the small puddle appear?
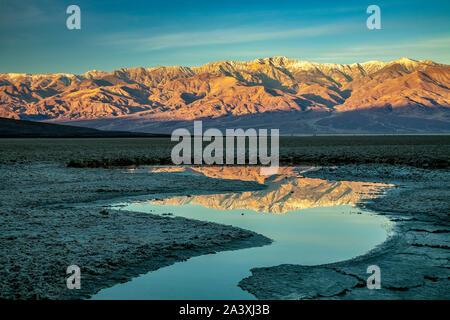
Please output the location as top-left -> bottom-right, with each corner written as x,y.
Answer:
92,166 -> 394,300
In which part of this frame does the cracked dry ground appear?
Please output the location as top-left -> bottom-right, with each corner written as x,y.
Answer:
0,163 -> 270,299
239,165 -> 450,299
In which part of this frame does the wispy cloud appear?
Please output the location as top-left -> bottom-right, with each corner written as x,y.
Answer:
0,0 -> 61,28
102,23 -> 358,51
312,36 -> 450,63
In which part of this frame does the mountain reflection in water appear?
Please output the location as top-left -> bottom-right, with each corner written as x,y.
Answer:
129,166 -> 393,214
92,166 -> 395,299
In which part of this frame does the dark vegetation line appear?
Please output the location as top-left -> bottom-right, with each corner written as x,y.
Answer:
67,154 -> 449,170
66,135 -> 450,169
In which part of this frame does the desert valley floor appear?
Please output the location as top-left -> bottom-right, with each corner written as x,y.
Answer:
0,136 -> 448,299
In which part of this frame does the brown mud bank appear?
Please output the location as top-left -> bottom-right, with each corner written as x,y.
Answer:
239,165 -> 450,299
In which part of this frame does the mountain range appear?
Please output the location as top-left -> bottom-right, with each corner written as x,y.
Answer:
1,57 -> 449,134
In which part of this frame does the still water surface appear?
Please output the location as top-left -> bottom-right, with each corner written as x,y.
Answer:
92,167 -> 393,299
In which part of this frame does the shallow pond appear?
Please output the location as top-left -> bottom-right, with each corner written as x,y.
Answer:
92,166 -> 393,299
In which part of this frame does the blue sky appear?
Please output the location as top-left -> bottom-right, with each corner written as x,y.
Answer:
1,0 -> 449,74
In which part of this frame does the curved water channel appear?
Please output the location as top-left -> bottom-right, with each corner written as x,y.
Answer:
92,166 -> 394,299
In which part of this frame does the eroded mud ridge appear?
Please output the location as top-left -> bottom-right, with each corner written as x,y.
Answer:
0,163 -> 270,299
239,165 -> 450,299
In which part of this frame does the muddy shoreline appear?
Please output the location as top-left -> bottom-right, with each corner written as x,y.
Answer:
239,165 -> 450,299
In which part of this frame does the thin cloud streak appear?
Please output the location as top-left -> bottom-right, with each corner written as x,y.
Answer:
312,36 -> 450,63
103,23 -> 358,52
